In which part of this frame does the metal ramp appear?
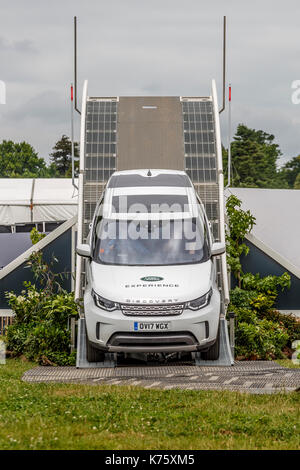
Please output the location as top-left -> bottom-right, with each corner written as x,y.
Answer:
76,318 -> 116,368
76,316 -> 232,368
75,80 -> 233,368
195,316 -> 233,366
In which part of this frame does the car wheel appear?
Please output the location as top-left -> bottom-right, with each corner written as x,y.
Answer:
201,324 -> 220,360
86,333 -> 105,363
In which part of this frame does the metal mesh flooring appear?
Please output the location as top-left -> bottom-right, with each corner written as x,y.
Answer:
22,361 -> 300,394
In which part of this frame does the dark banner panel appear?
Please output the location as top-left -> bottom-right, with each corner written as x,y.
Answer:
0,229 -> 72,309
236,240 -> 300,310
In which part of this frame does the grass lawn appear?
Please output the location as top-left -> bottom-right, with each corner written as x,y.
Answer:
276,359 -> 300,369
0,359 -> 299,450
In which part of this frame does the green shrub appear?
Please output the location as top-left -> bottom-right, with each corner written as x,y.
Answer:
229,288 -> 257,309
258,310 -> 300,345
234,313 -> 290,360
6,284 -> 77,365
241,272 -> 291,294
226,195 -> 298,360
229,271 -> 298,359
6,227 -> 78,366
226,195 -> 256,286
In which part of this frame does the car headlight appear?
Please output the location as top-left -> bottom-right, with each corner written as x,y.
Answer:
92,289 -> 119,311
187,288 -> 212,310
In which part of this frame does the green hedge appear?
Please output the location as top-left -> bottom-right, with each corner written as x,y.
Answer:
6,283 -> 77,366
229,275 -> 300,360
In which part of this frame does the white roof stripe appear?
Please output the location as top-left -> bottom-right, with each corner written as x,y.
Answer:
111,187 -> 188,196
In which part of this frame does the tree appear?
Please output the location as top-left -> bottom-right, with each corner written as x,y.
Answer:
224,124 -> 288,188
294,172 -> 300,189
0,140 -> 49,178
50,135 -> 79,177
280,155 -> 300,188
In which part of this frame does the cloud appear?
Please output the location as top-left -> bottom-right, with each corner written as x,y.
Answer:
0,0 -> 300,162
0,37 -> 38,54
6,90 -> 67,123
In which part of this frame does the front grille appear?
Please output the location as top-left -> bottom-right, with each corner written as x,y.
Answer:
121,303 -> 184,316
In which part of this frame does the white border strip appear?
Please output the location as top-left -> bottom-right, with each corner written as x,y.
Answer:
246,233 -> 300,280
77,79 -> 88,245
0,309 -> 14,317
0,216 -> 77,280
0,202 -> 78,206
212,79 -> 229,305
278,310 -> 300,317
75,79 -> 88,301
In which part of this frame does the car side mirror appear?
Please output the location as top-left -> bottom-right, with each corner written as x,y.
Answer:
211,242 -> 226,257
76,243 -> 91,258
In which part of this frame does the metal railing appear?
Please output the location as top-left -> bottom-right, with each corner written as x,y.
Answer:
0,311 -> 14,335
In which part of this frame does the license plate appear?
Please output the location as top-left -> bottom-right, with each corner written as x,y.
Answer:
134,321 -> 171,331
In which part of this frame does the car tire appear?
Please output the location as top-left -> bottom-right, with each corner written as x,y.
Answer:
86,333 -> 105,363
201,324 -> 220,360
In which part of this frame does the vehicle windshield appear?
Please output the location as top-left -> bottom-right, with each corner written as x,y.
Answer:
93,218 -> 210,266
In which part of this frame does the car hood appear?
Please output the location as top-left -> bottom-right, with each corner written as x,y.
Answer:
90,261 -> 213,304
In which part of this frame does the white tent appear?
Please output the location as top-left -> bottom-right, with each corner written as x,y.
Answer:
0,178 -> 78,226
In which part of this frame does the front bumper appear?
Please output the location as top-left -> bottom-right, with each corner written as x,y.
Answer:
84,288 -> 220,353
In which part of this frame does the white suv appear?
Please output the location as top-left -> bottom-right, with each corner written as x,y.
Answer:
77,169 -> 225,362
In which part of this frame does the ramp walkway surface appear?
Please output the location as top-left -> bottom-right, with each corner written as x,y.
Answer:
75,81 -> 232,369
22,361 -> 300,394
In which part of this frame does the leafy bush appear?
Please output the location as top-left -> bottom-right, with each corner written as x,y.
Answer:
241,272 -> 291,295
229,273 -> 299,360
226,195 -> 299,360
235,318 -> 289,360
6,284 -> 77,365
230,286 -> 294,360
5,228 -> 78,366
226,195 -> 256,286
256,310 -> 300,345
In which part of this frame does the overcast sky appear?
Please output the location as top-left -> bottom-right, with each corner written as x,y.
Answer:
0,0 -> 300,165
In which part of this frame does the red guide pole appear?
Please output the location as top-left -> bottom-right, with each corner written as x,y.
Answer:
71,85 -> 74,102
